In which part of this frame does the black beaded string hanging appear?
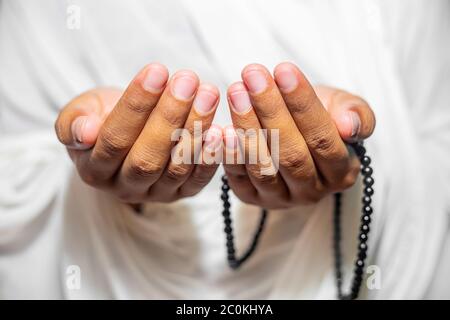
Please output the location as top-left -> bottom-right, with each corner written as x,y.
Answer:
220,141 -> 374,300
220,177 -> 268,270
333,141 -> 374,300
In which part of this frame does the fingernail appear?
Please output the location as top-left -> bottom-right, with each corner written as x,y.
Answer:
72,116 -> 87,144
204,126 -> 222,152
349,111 -> 361,138
242,69 -> 267,94
142,64 -> 168,93
193,85 -> 218,115
171,73 -> 198,100
229,90 -> 252,114
274,65 -> 298,93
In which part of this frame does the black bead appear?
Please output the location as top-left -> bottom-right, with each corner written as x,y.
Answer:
220,175 -> 268,273
361,215 -> 371,224
359,233 -> 368,243
362,166 -> 373,176
364,187 -> 374,196
363,176 -> 374,187
360,224 -> 370,233
359,242 -> 368,251
358,251 -> 367,260
355,145 -> 366,157
354,267 -> 364,276
363,206 -> 373,215
362,196 -> 371,205
361,156 -> 371,166
356,259 -> 364,267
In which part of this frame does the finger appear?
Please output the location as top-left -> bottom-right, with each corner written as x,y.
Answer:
80,63 -> 169,183
222,126 -> 258,205
227,81 -> 289,203
55,90 -> 109,150
178,124 -> 223,198
240,64 -> 320,197
116,70 -> 199,198
314,85 -> 376,142
273,62 -> 352,188
149,84 -> 220,197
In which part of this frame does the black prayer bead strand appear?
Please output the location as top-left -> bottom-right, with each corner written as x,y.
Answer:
221,175 -> 268,270
334,142 -> 374,300
220,141 -> 374,301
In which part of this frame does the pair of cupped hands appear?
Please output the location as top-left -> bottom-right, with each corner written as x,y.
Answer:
55,62 -> 375,209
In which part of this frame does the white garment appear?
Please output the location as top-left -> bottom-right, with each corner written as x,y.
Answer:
0,0 -> 449,299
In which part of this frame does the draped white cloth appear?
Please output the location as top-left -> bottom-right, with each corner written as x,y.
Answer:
0,0 -> 449,299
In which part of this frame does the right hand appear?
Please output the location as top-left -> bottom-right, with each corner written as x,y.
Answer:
55,63 -> 223,204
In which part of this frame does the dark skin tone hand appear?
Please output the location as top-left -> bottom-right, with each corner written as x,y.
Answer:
223,63 -> 375,209
55,62 -> 375,207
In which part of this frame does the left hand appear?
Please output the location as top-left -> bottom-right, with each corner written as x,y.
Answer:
223,62 -> 376,209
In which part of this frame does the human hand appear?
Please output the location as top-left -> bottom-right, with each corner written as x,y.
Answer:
55,64 -> 222,204
223,62 -> 375,209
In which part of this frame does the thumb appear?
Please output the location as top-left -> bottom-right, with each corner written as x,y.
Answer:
55,88 -> 121,150
69,115 -> 102,150
314,85 -> 376,142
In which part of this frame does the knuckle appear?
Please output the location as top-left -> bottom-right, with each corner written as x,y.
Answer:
289,94 -> 315,116
308,132 -> 345,160
308,132 -> 334,153
279,151 -> 316,181
128,155 -> 163,179
256,98 -> 281,120
251,170 -> 278,185
99,129 -> 130,158
280,151 -> 309,171
161,107 -> 186,128
125,95 -> 152,114
165,164 -> 191,182
190,170 -> 214,186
